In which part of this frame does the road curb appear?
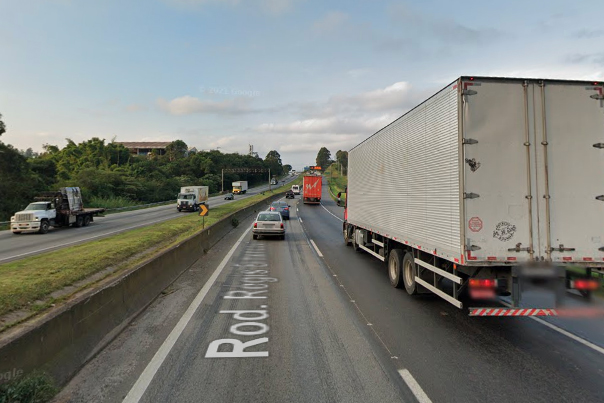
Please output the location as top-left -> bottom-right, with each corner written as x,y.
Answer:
0,193 -> 285,387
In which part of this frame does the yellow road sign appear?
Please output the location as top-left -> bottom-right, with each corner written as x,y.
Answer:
199,204 -> 209,216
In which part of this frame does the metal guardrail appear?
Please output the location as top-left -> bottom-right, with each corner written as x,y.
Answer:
0,221 -> 9,226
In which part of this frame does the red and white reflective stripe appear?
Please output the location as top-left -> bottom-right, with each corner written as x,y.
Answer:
469,308 -> 559,317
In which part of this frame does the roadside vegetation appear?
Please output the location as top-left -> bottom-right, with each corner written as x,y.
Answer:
0,372 -> 57,403
0,177 -> 302,328
325,164 -> 348,204
0,113 -> 292,221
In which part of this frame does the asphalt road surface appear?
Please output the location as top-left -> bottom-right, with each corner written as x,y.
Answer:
55,179 -> 604,403
0,176 -> 297,263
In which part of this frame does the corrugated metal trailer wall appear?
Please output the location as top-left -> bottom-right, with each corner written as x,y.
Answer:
347,81 -> 462,263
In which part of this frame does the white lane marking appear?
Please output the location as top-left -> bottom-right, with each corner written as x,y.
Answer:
310,239 -> 323,258
320,203 -> 343,222
123,226 -> 253,403
299,218 -> 303,223
499,300 -> 604,355
398,369 -> 432,403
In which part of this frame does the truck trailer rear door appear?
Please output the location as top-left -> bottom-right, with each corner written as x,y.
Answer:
534,82 -> 604,263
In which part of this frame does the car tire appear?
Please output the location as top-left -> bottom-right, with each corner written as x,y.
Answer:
388,249 -> 404,288
280,235 -> 285,240
39,220 -> 50,234
402,252 -> 418,295
253,234 -> 258,240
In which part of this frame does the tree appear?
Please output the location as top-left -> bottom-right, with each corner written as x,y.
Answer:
0,113 -> 5,137
165,140 -> 188,162
282,164 -> 292,175
335,150 -> 348,175
264,150 -> 283,176
315,147 -> 331,171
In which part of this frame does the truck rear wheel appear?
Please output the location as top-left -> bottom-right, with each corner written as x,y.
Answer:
388,249 -> 404,288
351,229 -> 360,252
39,220 -> 49,234
343,224 -> 352,246
74,216 -> 84,227
83,215 -> 91,226
402,252 -> 418,295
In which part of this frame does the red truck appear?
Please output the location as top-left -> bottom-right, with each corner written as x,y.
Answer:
303,175 -> 322,204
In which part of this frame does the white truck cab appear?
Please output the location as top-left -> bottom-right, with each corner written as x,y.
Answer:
291,185 -> 300,195
11,202 -> 56,234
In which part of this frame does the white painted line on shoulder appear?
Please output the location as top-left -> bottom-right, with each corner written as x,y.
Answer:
320,203 -> 343,222
498,300 -> 604,355
310,239 -> 323,258
123,226 -> 253,403
299,217 -> 303,223
398,369 -> 432,403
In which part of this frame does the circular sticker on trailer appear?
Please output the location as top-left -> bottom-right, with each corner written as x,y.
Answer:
468,217 -> 483,232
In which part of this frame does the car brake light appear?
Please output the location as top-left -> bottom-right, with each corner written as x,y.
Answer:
469,278 -> 497,288
284,207 -> 289,211
270,207 -> 275,210
253,223 -> 257,228
280,223 -> 284,228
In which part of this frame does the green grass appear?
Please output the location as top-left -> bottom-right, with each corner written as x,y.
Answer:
87,196 -> 140,210
0,177 -> 302,321
0,372 -> 57,403
324,164 -> 347,203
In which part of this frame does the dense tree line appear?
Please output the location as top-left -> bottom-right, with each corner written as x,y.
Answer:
0,114 -> 287,220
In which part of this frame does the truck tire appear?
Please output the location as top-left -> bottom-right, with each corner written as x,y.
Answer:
177,208 -> 181,212
388,249 -> 404,288
39,220 -> 50,234
12,231 -> 21,235
83,215 -> 91,226
402,252 -> 418,295
343,224 -> 352,246
74,216 -> 84,228
351,229 -> 360,252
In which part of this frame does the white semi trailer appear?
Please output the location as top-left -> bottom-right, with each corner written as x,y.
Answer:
342,76 -> 604,316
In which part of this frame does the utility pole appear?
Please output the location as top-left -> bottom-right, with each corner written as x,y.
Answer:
221,169 -> 224,193
268,168 -> 271,192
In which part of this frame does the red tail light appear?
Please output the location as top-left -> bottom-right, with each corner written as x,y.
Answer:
469,278 -> 497,288
573,279 -> 600,291
280,223 -> 284,228
270,207 -> 275,211
253,223 -> 257,228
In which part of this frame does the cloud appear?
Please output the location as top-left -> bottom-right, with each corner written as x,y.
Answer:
347,68 -> 370,79
564,53 -> 604,65
161,0 -> 296,14
572,29 -> 604,39
157,95 -> 255,115
125,104 -> 146,112
389,4 -> 501,45
311,11 -> 349,35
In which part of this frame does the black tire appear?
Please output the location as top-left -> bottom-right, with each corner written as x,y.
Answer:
402,252 -> 418,295
351,229 -> 360,252
74,216 -> 84,228
343,224 -> 352,246
253,234 -> 258,240
83,215 -> 91,227
39,220 -> 50,234
388,249 -> 404,288
280,235 -> 285,240
177,208 -> 181,212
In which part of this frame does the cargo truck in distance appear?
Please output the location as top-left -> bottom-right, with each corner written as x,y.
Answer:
232,181 -> 248,195
177,186 -> 209,212
342,76 -> 604,316
11,187 -> 105,234
303,175 -> 322,204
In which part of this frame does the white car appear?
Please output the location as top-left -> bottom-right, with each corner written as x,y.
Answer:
252,211 -> 285,240
291,185 -> 300,195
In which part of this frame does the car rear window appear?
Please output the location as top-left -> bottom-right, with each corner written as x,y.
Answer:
258,213 -> 281,221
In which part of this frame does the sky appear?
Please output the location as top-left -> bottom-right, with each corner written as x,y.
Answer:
1,0 -> 604,169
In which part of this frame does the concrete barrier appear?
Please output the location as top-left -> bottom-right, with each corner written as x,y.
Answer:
0,193 -> 284,387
